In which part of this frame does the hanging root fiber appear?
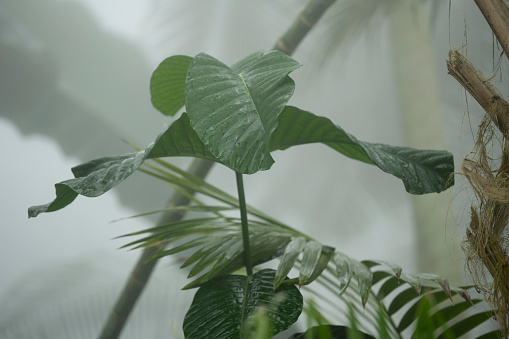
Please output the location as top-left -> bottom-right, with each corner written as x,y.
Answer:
449,49 -> 509,337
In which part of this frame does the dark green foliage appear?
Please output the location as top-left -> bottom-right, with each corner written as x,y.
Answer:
183,269 -> 303,339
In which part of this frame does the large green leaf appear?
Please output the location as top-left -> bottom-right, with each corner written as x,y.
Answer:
185,51 -> 301,174
29,105 -> 453,217
182,269 -> 303,339
150,55 -> 193,116
27,114 -> 216,218
270,106 -> 454,194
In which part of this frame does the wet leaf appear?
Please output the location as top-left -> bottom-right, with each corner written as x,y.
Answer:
351,259 -> 372,308
28,114 -> 215,217
270,106 -> 454,194
303,245 -> 335,286
150,55 -> 192,116
183,269 -> 302,339
274,237 -> 306,289
333,252 -> 354,296
298,241 -> 323,287
185,51 -> 300,174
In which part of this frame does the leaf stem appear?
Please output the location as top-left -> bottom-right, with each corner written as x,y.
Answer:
235,171 -> 253,277
98,0 -> 337,336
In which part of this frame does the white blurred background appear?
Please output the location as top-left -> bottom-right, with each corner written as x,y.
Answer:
0,0 -> 505,337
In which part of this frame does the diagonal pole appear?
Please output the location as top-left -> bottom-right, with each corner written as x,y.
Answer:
98,1 -> 336,338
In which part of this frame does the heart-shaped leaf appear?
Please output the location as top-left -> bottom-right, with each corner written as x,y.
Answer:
150,55 -> 193,116
183,269 -> 303,339
185,51 -> 301,174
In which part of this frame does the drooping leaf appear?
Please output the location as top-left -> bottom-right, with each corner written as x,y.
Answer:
333,252 -> 354,296
29,102 -> 454,217
274,237 -> 306,289
303,245 -> 335,287
182,269 -> 303,339
351,259 -> 373,308
298,241 -> 323,287
28,114 -> 216,217
185,51 -> 301,174
270,106 -> 454,194
150,55 -> 193,116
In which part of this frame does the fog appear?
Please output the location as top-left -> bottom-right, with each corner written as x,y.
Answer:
0,0 -> 504,337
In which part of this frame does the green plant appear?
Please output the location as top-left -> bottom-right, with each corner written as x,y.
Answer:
27,47 -> 497,337
25,2 -> 504,338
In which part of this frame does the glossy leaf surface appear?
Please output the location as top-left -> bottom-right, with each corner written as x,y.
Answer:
274,237 -> 306,289
28,114 -> 215,217
150,55 -> 193,116
183,269 -> 302,339
270,106 -> 454,194
298,241 -> 323,286
185,51 -> 300,174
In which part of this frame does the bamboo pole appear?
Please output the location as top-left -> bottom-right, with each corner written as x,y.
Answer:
98,1 -> 337,338
474,0 -> 509,60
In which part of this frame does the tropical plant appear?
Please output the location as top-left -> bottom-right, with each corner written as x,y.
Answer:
27,40 -> 500,339
26,0 -> 505,338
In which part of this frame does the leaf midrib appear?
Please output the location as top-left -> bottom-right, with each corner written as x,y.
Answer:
239,73 -> 267,140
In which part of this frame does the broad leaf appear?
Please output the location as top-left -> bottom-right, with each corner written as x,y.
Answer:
185,51 -> 301,174
288,325 -> 376,339
270,106 -> 454,194
29,105 -> 454,216
28,114 -> 216,218
150,55 -> 193,116
182,269 -> 303,339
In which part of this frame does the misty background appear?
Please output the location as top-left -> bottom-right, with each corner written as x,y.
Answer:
0,0 -> 505,337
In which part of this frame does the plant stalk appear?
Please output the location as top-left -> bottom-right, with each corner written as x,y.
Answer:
98,0 -> 337,337
235,172 -> 253,276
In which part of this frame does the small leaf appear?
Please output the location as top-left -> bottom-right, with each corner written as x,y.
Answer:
400,272 -> 422,294
304,245 -> 335,286
351,259 -> 373,308
150,55 -> 193,116
333,252 -> 353,296
373,260 -> 402,279
416,273 -> 453,302
182,269 -> 303,339
274,237 -> 306,289
456,289 -> 473,305
298,241 -> 324,287
185,51 -> 301,174
270,106 -> 454,194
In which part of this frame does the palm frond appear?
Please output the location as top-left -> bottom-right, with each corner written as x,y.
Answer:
126,158 -> 501,337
